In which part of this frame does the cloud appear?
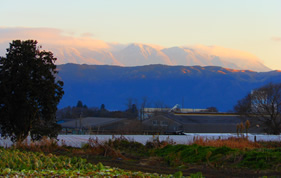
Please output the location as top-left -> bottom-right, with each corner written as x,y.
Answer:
0,27 -> 110,50
271,36 -> 281,42
191,45 -> 260,62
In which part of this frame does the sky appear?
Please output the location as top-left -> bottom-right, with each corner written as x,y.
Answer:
0,0 -> 281,70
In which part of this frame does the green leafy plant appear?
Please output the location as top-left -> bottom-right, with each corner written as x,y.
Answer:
154,144 -> 281,170
1,148 -> 202,177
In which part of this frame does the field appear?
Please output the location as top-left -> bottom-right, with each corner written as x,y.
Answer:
1,148 -> 194,177
1,135 -> 281,177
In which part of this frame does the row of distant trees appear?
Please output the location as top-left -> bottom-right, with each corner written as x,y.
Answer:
0,40 -> 280,144
57,99 -> 218,120
56,100 -> 138,119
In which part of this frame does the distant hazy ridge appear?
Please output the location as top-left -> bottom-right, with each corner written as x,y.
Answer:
57,64 -> 281,111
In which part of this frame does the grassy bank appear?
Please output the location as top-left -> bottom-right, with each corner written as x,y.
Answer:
154,144 -> 281,170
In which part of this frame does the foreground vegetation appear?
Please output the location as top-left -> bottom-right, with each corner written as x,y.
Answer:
155,144 -> 281,170
0,147 -> 204,177
1,136 -> 281,177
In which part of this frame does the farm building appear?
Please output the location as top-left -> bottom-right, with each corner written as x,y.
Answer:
142,113 -> 263,134
58,117 -> 131,134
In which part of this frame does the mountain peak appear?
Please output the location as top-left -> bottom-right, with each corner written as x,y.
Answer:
47,43 -> 270,72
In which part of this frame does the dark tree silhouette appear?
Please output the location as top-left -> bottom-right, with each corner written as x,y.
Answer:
234,83 -> 281,134
100,104 -> 106,111
206,106 -> 218,112
126,104 -> 138,119
0,40 -> 64,142
76,100 -> 83,108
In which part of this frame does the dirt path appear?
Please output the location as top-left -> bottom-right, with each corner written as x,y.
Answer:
85,156 -> 281,177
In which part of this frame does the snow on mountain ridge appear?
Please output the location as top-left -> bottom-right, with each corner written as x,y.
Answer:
191,45 -> 269,72
47,43 -> 270,72
113,43 -> 173,66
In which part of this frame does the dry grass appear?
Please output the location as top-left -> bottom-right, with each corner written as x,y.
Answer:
13,136 -> 128,160
13,136 -> 62,152
192,136 -> 260,150
12,135 -> 279,156
78,137 -> 129,160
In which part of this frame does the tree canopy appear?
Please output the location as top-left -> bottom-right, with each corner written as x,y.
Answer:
0,40 -> 64,142
234,83 -> 281,134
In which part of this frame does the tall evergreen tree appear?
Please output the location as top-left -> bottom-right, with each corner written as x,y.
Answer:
76,100 -> 83,108
0,40 -> 64,142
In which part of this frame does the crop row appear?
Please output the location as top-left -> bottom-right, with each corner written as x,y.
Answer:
0,148 -> 202,177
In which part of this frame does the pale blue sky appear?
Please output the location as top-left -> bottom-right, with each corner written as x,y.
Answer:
1,0 -> 281,69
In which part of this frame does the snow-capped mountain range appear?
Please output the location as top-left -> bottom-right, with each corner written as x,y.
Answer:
47,43 -> 270,72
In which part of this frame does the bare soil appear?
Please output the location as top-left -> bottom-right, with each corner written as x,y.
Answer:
45,147 -> 281,177
80,154 -> 281,177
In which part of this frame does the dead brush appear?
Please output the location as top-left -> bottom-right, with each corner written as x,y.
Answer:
13,136 -> 60,152
146,135 -> 176,149
192,136 -> 260,150
79,136 -> 128,160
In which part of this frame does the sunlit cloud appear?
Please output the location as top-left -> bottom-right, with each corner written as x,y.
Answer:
0,27 -> 272,71
0,27 -> 110,50
271,36 -> 281,42
190,45 -> 260,62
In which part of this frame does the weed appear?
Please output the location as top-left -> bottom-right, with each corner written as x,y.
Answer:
193,136 -> 260,150
13,136 -> 62,153
239,148 -> 281,170
155,143 -> 281,170
189,172 -> 204,178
